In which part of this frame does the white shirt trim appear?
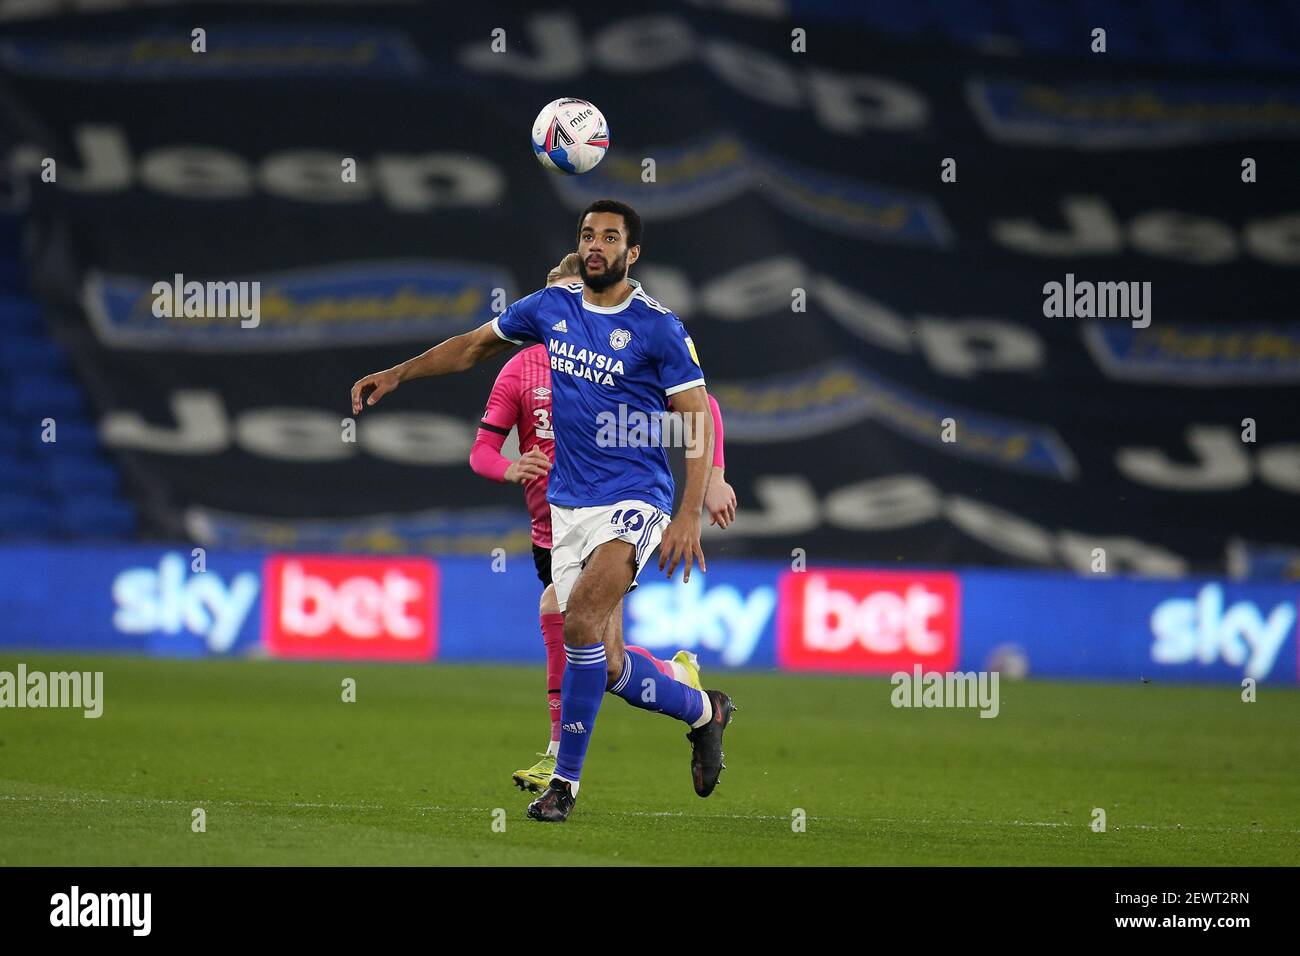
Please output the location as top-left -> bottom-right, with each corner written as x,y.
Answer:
491,316 -> 522,345
665,377 -> 706,397
635,290 -> 670,314
581,277 -> 643,315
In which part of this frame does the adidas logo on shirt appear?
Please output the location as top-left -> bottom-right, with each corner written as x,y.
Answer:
562,721 -> 586,734
551,319 -> 568,332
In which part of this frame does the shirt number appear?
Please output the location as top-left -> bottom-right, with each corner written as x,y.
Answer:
533,407 -> 553,438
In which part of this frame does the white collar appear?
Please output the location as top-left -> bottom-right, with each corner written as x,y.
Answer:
582,277 -> 641,314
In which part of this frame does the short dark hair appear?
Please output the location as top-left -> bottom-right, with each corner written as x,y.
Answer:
576,199 -> 642,248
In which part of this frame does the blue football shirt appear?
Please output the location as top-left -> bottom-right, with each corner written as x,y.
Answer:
491,278 -> 705,514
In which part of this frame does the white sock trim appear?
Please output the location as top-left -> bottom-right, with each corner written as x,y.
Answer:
690,690 -> 712,729
551,773 -> 579,796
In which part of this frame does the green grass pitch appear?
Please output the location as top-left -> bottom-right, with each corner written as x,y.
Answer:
2,653 -> 1298,866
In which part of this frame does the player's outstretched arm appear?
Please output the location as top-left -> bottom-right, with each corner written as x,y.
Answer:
659,384 -> 714,582
350,321 -> 513,414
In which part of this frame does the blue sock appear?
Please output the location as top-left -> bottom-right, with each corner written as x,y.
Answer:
554,643 -> 607,784
610,650 -> 704,724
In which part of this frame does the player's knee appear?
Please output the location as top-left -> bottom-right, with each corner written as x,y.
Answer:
562,611 -> 599,647
539,584 -> 560,616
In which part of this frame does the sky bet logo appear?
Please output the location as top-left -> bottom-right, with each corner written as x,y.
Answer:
626,576 -> 775,667
777,570 -> 960,674
263,556 -> 438,661
112,552 -> 258,652
1150,583 -> 1296,680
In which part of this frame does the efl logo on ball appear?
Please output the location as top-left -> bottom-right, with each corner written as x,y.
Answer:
532,97 -> 609,175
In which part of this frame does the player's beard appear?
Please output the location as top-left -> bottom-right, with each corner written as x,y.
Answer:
580,250 -> 628,292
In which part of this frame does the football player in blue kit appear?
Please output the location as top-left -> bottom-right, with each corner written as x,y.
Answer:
350,199 -> 735,823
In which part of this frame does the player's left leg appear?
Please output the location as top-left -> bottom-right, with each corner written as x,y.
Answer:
513,582 -> 564,792
624,644 -> 670,675
625,644 -> 701,689
601,518 -> 734,800
603,572 -> 738,796
527,538 -> 636,822
539,582 -> 565,752
607,611 -> 709,724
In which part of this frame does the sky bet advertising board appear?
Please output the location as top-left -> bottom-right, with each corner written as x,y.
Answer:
0,546 -> 1295,686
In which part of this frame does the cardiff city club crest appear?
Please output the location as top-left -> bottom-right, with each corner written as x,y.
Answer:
609,329 -> 631,350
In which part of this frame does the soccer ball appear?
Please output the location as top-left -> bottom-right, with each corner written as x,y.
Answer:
531,98 -> 610,175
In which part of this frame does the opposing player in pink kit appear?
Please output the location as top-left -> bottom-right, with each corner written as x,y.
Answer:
470,254 -> 737,791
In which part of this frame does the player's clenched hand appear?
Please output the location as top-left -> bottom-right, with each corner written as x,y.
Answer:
351,368 -> 400,414
704,478 -> 737,529
659,514 -> 706,582
505,448 -> 551,484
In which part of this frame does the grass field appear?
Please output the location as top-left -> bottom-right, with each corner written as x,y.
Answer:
2,653 -> 1298,866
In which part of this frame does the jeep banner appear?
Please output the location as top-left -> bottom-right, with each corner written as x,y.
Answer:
4,3 -> 1298,572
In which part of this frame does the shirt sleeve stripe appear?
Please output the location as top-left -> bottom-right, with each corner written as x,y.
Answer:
478,420 -> 511,436
664,377 -> 706,397
491,316 -> 522,345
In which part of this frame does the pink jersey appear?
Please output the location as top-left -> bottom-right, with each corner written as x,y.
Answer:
479,344 -> 555,548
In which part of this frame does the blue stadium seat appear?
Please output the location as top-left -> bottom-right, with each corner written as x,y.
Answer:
9,373 -> 85,418
44,454 -> 120,495
0,294 -> 41,331
21,416 -> 100,451
55,496 -> 137,537
0,334 -> 68,375
0,456 -> 42,495
0,492 -> 56,535
4,415 -> 55,446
